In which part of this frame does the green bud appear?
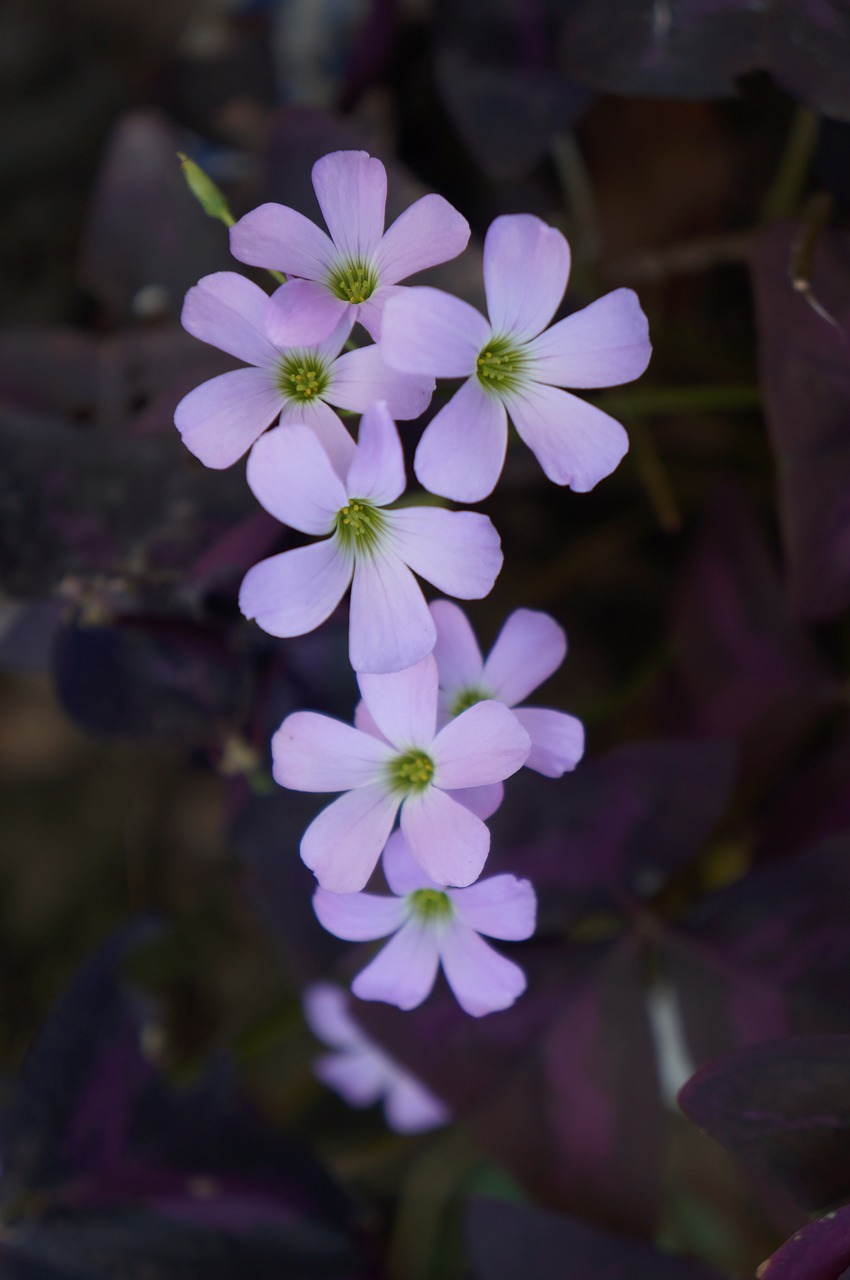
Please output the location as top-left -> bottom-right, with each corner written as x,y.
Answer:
177,152 -> 235,228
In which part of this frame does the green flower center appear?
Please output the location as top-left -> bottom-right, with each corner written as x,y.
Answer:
476,334 -> 528,395
277,351 -> 330,403
449,686 -> 491,717
387,749 -> 435,795
408,888 -> 453,923
334,498 -> 385,555
329,258 -> 378,304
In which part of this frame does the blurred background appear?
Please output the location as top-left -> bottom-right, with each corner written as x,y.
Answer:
3,2 -> 850,1278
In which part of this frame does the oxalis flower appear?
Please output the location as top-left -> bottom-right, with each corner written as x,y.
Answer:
174,271 -> 432,470
313,830 -> 537,1017
272,654 -> 531,892
303,983 -> 450,1133
380,213 -> 652,502
431,600 -> 585,778
230,149 -> 470,345
239,401 -> 503,674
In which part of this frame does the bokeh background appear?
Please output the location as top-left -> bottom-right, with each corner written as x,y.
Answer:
4,2 -> 850,1277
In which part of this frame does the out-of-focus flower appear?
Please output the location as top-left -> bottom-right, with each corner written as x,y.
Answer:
431,600 -> 585,777
230,150 -> 470,344
175,272 -> 432,470
303,982 -> 450,1132
239,401 -> 503,673
273,654 -> 530,892
314,831 -> 537,1016
380,213 -> 652,501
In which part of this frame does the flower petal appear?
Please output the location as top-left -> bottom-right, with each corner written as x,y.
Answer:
432,699 -> 530,789
400,787 -> 489,886
272,711 -> 392,791
356,284 -> 402,341
380,287 -> 487,378
388,506 -> 503,600
383,1073 -> 451,1133
239,540 -> 351,638
265,279 -> 350,348
246,425 -> 346,533
430,599 -> 484,693
174,368 -> 282,468
375,193 -> 470,284
344,401 -> 405,505
482,608 -> 566,705
505,382 -> 629,490
348,553 -> 436,675
314,1049 -> 386,1107
329,344 -> 434,421
382,829 -> 437,895
449,875 -> 537,940
278,397 -> 356,478
313,887 -> 407,940
230,202 -> 336,277
303,982 -> 361,1049
511,706 -> 585,777
438,923 -> 527,1017
351,920 -> 440,1010
448,781 -> 504,820
302,787 -> 400,893
413,378 -> 508,502
358,654 -> 438,749
483,214 -> 570,342
526,287 -> 652,388
181,272 -> 278,367
312,150 -> 387,260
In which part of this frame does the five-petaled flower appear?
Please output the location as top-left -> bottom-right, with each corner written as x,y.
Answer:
303,982 -> 450,1131
175,272 -> 432,470
314,830 -> 536,1016
273,654 -> 530,893
431,600 -> 585,777
230,150 -> 470,346
380,213 -> 652,502
239,401 -> 503,674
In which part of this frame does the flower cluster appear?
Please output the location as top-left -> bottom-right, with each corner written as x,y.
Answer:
175,148 -> 650,1104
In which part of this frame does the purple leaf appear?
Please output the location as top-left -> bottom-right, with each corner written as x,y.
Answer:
467,1196 -> 723,1280
679,1036 -> 850,1212
751,222 -> 850,621
758,1205 -> 850,1280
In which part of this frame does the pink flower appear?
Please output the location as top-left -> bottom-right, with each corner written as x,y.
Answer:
273,654 -> 531,893
239,401 -> 503,674
303,983 -> 450,1132
313,831 -> 537,1017
380,213 -> 652,501
174,271 -> 432,470
230,150 -> 470,345
431,601 -> 585,777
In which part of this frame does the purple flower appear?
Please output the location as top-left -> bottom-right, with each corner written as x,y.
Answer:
431,600 -> 585,777
230,150 -> 470,345
313,831 -> 537,1017
174,271 -> 432,470
380,213 -> 652,501
239,401 -> 503,674
303,983 -> 450,1132
272,654 -> 531,892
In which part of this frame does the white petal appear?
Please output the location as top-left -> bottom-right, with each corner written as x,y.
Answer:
511,706 -> 585,777
483,214 -> 570,341
329,345 -> 434,421
348,553 -> 436,675
230,203 -> 335,277
449,875 -> 537,940
181,272 -> 278,367
382,829 -> 438,895
380,287 -> 487,378
345,401 -> 406,505
482,608 -> 566,706
413,378 -> 509,503
351,921 -> 440,1010
526,288 -> 652,388
272,711 -> 391,791
302,787 -> 400,893
438,923 -> 527,1017
400,787 -> 489,887
174,368 -> 283,469
357,654 -> 438,749
312,150 -> 387,260
388,506 -> 503,600
430,599 -> 485,694
313,887 -> 407,940
246,425 -> 346,533
505,382 -> 629,491
431,700 -> 530,789
239,540 -> 351,638
374,193 -> 470,284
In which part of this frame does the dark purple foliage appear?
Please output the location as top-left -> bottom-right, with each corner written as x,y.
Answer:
759,1204 -> 850,1280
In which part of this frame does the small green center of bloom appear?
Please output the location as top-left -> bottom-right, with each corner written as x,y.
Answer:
450,686 -> 492,717
387,749 -> 435,795
277,351 -> 330,403
334,498 -> 385,555
476,334 -> 527,395
408,888 -> 453,923
329,258 -> 378,304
